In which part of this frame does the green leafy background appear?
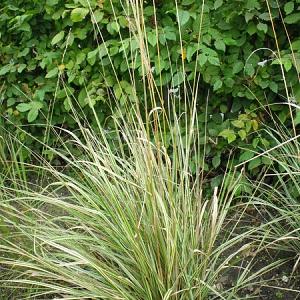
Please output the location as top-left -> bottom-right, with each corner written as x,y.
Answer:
0,0 -> 300,178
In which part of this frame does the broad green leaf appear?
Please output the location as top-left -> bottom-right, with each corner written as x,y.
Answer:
177,10 -> 190,26
214,0 -> 223,10
258,13 -> 270,21
28,108 -> 39,122
262,156 -> 272,165
213,79 -> 222,91
231,120 -> 244,128
223,37 -> 237,46
17,64 -> 26,73
111,21 -> 120,33
0,65 -> 11,76
248,157 -> 261,170
245,12 -> 254,23
208,56 -> 220,66
92,10 -> 104,23
239,150 -> 255,162
147,31 -> 157,47
284,2 -> 294,15
284,13 -> 300,24
187,45 -> 198,61
16,103 -> 31,112
247,22 -> 257,35
46,0 -> 59,5
232,61 -> 244,74
224,78 -> 235,88
172,71 -> 185,86
51,31 -> 64,45
182,0 -> 194,5
164,28 -> 176,41
212,155 -> 221,168
198,53 -> 207,66
7,98 -> 15,107
246,0 -> 260,10
245,64 -> 255,77
31,101 -> 43,111
238,130 -> 247,140
251,120 -> 259,131
294,111 -> 300,126
71,8 -> 89,22
17,48 -> 30,57
219,129 -> 236,143
214,40 -> 225,52
45,67 -> 59,78
78,89 -> 87,107
257,23 -> 267,33
292,40 -> 300,51
269,81 -> 278,93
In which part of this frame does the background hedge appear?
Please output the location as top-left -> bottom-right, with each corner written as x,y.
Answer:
0,0 -> 300,178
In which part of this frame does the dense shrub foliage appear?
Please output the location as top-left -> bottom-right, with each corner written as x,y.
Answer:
0,0 -> 299,175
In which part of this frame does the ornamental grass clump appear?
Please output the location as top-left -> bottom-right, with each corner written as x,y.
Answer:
0,99 -> 264,299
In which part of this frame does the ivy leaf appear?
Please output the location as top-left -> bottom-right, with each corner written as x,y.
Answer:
219,129 -> 236,143
51,31 -> 65,45
284,2 -> 294,15
214,0 -> 223,10
177,10 -> 190,26
257,23 -> 267,33
71,8 -> 89,22
214,40 -> 225,52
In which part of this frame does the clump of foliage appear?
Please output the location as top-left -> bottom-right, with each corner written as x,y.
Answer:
0,94 -> 264,299
248,119 -> 300,257
0,0 -> 299,175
